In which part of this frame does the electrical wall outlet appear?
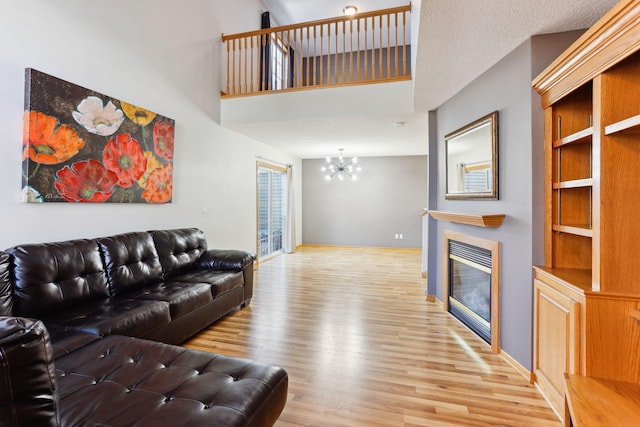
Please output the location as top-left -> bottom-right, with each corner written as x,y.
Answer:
399,234 -> 403,239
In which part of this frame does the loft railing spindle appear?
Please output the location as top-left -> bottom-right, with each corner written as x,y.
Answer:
364,17 -> 368,80
394,13 -> 399,78
342,20 -> 346,84
334,21 -> 339,84
387,13 -> 391,79
327,24 -> 332,85
371,16 -> 376,80
378,15 -> 383,79
356,18 -> 362,81
403,11 -> 407,76
313,25 -> 318,86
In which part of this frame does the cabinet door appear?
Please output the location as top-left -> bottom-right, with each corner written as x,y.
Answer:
533,278 -> 581,419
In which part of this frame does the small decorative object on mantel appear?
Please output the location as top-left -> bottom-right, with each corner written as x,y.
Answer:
427,210 -> 505,227
22,68 -> 175,203
321,148 -> 361,181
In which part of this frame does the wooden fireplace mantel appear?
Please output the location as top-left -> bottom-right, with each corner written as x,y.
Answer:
426,210 -> 505,227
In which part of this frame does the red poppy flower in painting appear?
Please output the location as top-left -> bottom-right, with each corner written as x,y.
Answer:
142,164 -> 173,203
103,133 -> 147,188
23,111 -> 85,165
153,121 -> 174,161
55,159 -> 118,202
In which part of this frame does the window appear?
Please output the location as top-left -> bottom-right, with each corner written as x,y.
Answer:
257,165 -> 286,259
270,34 -> 289,90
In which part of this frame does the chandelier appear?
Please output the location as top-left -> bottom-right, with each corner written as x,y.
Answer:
321,148 -> 361,181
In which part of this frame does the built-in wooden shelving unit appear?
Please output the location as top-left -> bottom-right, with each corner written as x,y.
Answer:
532,0 -> 640,422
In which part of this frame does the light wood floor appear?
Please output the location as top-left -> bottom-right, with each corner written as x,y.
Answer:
184,246 -> 560,427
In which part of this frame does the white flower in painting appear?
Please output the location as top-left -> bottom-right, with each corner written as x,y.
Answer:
72,96 -> 124,136
21,186 -> 44,203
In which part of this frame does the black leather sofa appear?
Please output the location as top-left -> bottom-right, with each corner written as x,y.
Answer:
0,228 -> 288,426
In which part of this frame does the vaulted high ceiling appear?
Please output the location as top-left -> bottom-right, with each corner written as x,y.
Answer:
247,0 -> 618,158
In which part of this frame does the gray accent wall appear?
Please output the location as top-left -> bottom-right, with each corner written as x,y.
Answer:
302,155 -> 427,248
429,31 -> 583,369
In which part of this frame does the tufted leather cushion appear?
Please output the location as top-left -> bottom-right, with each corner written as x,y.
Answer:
151,228 -> 208,276
0,251 -> 11,316
0,316 -> 59,426
8,239 -> 109,318
44,298 -> 170,338
45,324 -> 102,359
55,335 -> 289,427
97,231 -> 164,296
122,281 -> 213,319
170,270 -> 244,298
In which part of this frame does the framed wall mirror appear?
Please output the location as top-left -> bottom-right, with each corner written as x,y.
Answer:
445,111 -> 498,200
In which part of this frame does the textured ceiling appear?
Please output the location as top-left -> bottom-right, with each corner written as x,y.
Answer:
241,0 -> 618,158
412,0 -> 618,111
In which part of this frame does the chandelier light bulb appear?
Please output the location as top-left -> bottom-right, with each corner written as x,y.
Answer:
352,157 -> 358,164
326,156 -> 331,163
321,166 -> 326,172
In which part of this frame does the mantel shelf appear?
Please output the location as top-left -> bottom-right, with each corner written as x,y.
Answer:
427,210 -> 505,227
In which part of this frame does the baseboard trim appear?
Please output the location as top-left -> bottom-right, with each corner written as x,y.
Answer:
499,349 -> 534,383
298,243 -> 421,252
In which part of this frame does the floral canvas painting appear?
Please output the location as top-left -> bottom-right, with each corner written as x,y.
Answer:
22,68 -> 175,203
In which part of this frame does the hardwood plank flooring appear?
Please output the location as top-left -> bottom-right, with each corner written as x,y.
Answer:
184,245 -> 560,426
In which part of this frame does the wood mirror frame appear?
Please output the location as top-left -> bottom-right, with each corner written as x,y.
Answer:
445,111 -> 499,200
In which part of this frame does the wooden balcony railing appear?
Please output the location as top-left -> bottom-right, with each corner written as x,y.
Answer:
221,5 -> 412,97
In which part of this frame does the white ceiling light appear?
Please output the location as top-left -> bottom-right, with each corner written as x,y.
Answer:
321,148 -> 361,181
343,5 -> 357,16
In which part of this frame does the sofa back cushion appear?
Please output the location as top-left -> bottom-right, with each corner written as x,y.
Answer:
150,228 -> 208,276
0,316 -> 59,426
97,231 -> 164,296
0,251 -> 12,316
9,239 -> 109,318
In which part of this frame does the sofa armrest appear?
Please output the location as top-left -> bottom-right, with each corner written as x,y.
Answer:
0,251 -> 12,316
0,316 -> 59,426
197,250 -> 256,306
197,249 -> 256,271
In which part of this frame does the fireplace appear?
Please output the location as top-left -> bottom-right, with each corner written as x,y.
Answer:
444,231 -> 500,351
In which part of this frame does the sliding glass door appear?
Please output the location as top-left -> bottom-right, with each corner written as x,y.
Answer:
257,164 -> 286,260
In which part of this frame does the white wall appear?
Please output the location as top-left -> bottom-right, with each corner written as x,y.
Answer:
0,1 -> 302,252
221,80 -> 414,126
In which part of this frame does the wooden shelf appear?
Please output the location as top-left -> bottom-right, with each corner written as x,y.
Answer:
565,374 -> 640,427
604,114 -> 640,135
552,224 -> 593,237
534,266 -> 592,293
427,210 -> 505,227
552,178 -> 593,189
553,127 -> 593,148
